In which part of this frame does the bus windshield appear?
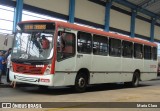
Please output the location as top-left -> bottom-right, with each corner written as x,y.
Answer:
12,23 -> 55,61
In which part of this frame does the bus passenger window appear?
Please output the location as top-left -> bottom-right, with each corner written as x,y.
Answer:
93,35 -> 108,56
57,31 -> 75,61
109,38 -> 121,57
152,47 -> 157,60
122,41 -> 133,58
144,45 -> 152,60
77,31 -> 92,54
134,43 -> 143,59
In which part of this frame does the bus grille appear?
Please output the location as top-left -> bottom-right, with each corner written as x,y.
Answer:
14,65 -> 43,74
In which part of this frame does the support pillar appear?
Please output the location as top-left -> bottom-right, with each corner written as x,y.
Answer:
69,0 -> 75,23
130,9 -> 137,38
13,0 -> 23,33
104,1 -> 112,32
150,18 -> 156,42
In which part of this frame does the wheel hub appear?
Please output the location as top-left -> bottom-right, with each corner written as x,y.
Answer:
78,77 -> 85,88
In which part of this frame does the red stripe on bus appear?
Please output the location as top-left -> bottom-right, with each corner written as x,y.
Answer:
19,20 -> 157,47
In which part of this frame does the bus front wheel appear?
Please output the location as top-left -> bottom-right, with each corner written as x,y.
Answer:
75,73 -> 87,93
38,85 -> 48,90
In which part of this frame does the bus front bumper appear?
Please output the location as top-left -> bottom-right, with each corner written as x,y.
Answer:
9,71 -> 54,86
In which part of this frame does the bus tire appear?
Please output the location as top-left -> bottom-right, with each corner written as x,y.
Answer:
125,71 -> 140,87
131,71 -> 140,87
38,85 -> 48,89
75,72 -> 87,93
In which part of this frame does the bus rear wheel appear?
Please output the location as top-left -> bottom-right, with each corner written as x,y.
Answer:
132,72 -> 140,87
125,71 -> 140,87
75,73 -> 87,93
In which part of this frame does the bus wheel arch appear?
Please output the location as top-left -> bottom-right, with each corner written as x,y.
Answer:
74,68 -> 90,92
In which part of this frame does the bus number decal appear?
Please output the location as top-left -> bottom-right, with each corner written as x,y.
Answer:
150,65 -> 157,68
40,79 -> 50,83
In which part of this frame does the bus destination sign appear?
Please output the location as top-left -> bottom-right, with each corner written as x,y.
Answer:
20,22 -> 55,31
24,24 -> 46,30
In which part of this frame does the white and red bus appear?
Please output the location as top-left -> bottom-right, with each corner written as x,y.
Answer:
10,20 -> 158,92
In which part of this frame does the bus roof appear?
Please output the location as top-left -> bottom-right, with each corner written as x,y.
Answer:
19,20 -> 157,47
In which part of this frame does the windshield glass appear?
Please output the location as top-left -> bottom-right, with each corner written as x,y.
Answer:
12,23 -> 55,61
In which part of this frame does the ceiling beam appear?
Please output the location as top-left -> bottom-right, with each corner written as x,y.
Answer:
140,0 -> 159,8
114,0 -> 159,18
138,0 -> 151,7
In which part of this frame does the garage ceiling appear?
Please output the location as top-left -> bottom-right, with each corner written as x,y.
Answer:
99,0 -> 160,23
123,0 -> 160,23
127,0 -> 160,15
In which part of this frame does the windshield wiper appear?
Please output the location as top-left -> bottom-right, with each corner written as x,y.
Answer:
11,58 -> 28,63
12,58 -> 50,64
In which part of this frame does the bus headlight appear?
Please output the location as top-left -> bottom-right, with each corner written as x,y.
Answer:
44,64 -> 51,75
44,69 -> 51,75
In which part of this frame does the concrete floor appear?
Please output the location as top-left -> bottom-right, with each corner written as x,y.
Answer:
0,76 -> 160,111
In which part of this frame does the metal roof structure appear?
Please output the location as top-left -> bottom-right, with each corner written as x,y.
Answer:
128,0 -> 160,14
116,0 -> 160,23
126,0 -> 160,22
99,0 -> 160,22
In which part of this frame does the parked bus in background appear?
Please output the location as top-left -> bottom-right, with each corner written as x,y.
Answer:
0,34 -> 14,52
9,20 -> 158,92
